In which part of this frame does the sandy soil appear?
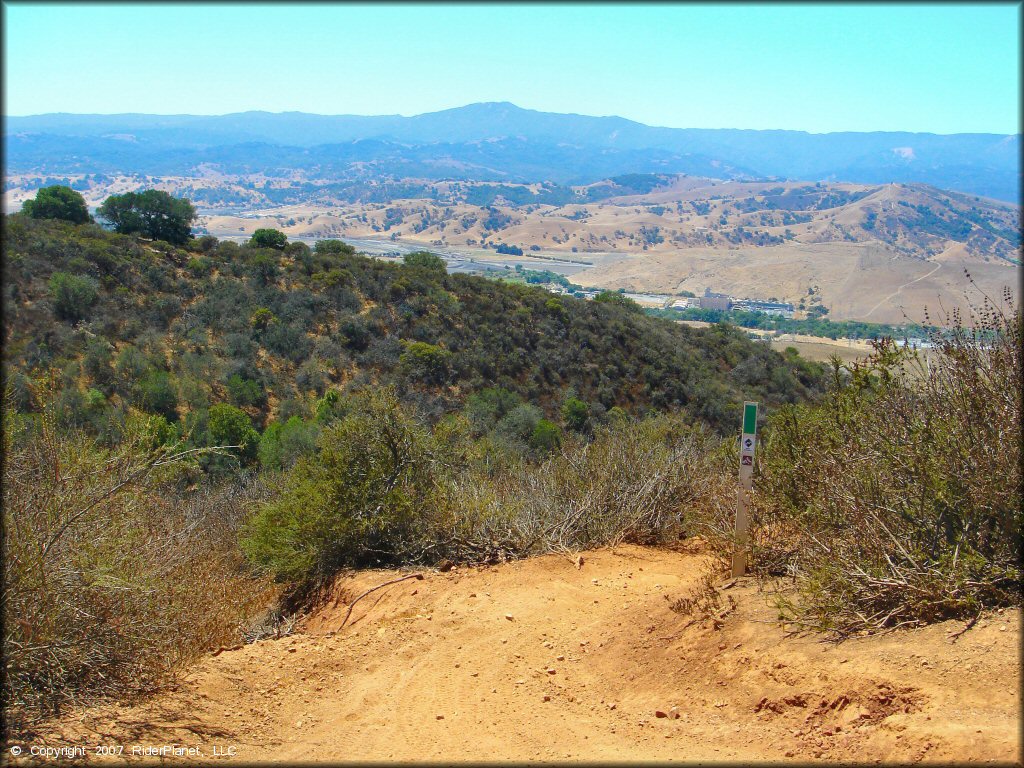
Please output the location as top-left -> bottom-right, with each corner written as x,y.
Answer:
20,545 -> 1020,764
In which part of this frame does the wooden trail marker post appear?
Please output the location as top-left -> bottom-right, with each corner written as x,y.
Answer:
732,401 -> 758,577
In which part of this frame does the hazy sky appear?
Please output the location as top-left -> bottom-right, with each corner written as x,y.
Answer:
3,3 -> 1020,134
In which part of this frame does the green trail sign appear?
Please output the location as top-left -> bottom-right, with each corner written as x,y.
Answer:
733,401 -> 758,577
743,402 -> 757,436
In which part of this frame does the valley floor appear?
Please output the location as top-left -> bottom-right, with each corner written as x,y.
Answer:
18,545 -> 1021,764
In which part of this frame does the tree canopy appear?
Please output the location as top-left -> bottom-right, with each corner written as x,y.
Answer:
250,228 -> 288,249
97,190 -> 196,245
403,251 -> 447,272
22,185 -> 92,224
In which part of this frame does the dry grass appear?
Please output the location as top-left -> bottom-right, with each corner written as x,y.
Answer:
750,287 -> 1021,635
2,391 -> 277,736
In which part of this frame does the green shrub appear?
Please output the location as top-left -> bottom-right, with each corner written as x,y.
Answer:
49,271 -> 99,322
561,396 -> 590,433
226,374 -> 265,408
134,370 -> 179,421
464,387 -> 522,436
314,239 -> 356,258
242,388 -> 443,580
187,256 -> 212,277
249,307 -> 278,331
208,403 -> 260,464
594,290 -> 641,313
529,419 -> 562,455
258,415 -> 319,471
399,340 -> 452,384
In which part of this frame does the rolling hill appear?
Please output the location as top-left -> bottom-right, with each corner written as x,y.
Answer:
2,213 -> 827,443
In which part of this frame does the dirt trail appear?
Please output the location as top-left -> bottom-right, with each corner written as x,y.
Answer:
27,546 -> 1021,763
861,261 -> 943,321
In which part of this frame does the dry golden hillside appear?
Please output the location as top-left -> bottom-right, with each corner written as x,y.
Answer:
4,173 -> 1018,324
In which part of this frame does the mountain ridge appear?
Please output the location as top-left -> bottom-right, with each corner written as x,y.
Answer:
6,103 -> 1020,201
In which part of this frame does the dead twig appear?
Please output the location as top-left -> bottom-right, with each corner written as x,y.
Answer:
338,573 -> 424,630
947,609 -> 983,643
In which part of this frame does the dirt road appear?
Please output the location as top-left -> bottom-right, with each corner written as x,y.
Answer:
25,545 -> 1021,763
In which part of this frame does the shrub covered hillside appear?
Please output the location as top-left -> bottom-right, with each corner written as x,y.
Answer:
2,213 -> 825,448
2,202 -> 825,727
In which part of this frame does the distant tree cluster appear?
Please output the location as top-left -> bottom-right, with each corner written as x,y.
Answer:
495,243 -> 524,256
97,190 -> 197,245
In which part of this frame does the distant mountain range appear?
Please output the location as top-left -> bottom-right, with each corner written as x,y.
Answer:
4,102 -> 1020,202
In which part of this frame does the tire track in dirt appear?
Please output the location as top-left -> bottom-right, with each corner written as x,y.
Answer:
24,545 -> 1021,764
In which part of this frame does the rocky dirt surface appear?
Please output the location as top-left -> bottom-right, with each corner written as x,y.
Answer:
19,545 -> 1021,763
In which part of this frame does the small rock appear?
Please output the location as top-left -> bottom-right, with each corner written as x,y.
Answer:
556,655 -> 565,661
655,710 -> 668,718
515,679 -> 526,685
546,668 -> 557,675
505,614 -> 515,621
608,702 -> 617,710
469,593 -> 477,598
436,714 -> 445,720
543,695 -> 551,702
668,706 -> 681,719
288,648 -> 297,653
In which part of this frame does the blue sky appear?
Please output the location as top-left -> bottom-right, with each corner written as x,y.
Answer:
3,3 -> 1020,134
